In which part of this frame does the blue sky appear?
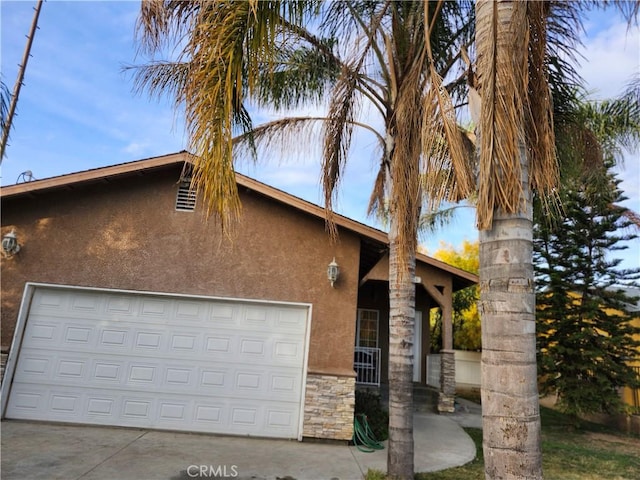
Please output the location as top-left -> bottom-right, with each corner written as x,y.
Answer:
1,0 -> 639,270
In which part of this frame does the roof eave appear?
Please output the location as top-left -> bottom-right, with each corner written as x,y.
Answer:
1,151 -> 192,198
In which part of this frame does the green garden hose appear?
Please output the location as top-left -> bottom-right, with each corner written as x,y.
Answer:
353,414 -> 385,453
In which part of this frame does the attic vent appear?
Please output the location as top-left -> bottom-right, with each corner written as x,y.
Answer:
176,178 -> 197,211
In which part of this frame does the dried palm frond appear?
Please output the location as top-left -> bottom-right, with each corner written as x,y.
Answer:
475,0 -> 530,230
136,1 -> 320,234
368,163 -> 389,219
526,1 -> 560,222
322,55 -> 364,239
421,67 -> 475,211
136,0 -> 201,54
389,52 -> 425,276
621,208 -> 640,230
183,1 -> 298,232
421,0 -> 474,217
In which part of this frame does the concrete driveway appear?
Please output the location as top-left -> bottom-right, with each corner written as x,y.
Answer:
1,410 -> 478,480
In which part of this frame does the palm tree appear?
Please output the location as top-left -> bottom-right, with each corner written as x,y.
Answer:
134,2 -> 636,478
474,1 -> 557,477
0,79 -> 10,148
132,2 -> 475,478
1,0 -> 44,162
474,2 -> 637,478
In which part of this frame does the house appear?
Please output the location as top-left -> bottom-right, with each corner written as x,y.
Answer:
619,288 -> 640,416
0,152 -> 477,441
581,287 -> 640,434
538,287 -> 640,434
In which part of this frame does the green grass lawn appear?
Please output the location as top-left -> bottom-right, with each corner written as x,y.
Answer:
367,406 -> 640,480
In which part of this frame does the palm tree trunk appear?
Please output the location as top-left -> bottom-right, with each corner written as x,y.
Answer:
479,144 -> 542,479
476,1 -> 543,478
387,215 -> 416,480
1,0 -> 44,161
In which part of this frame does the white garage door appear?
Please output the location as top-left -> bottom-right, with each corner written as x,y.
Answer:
4,286 -> 310,439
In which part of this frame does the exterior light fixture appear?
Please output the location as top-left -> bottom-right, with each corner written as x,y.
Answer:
327,257 -> 339,287
2,229 -> 21,258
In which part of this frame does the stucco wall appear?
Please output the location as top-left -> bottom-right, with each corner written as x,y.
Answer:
0,166 -> 359,376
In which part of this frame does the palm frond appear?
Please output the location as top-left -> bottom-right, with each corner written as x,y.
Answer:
232,116 -> 324,164
367,163 -> 388,219
526,1 -> 560,221
389,47 -> 425,276
256,40 -> 340,111
125,61 -> 190,105
475,0 -> 530,230
418,204 -> 474,236
0,79 -> 10,146
322,63 -> 360,239
421,66 -> 475,210
590,84 -> 640,156
559,77 -> 640,175
136,0 -> 201,55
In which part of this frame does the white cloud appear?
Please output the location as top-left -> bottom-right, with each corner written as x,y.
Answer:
574,13 -> 640,271
579,18 -> 639,100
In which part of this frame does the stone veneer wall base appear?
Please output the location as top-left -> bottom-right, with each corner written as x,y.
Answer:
438,349 -> 456,413
303,372 -> 355,441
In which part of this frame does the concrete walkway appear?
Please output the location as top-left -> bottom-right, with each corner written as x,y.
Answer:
1,409 -> 479,480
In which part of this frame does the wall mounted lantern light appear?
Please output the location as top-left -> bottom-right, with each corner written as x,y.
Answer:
2,229 -> 21,258
327,257 -> 339,287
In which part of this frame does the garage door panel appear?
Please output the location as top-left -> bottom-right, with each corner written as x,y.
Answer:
6,287 -> 309,439
8,383 -> 304,437
14,351 -> 304,401
14,352 -> 53,379
64,324 -> 94,345
21,318 -> 62,345
92,359 -> 124,383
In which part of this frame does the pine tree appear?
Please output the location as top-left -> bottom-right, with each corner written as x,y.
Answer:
535,163 -> 640,425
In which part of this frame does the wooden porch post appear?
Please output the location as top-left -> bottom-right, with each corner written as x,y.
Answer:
423,281 -> 456,413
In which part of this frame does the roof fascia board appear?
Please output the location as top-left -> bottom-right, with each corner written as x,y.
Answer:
235,174 -> 389,244
416,252 -> 478,285
1,152 -> 190,198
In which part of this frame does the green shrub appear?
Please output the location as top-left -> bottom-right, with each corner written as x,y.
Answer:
355,389 -> 389,441
364,469 -> 388,480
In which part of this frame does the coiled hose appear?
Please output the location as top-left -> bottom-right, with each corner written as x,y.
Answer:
353,414 -> 385,453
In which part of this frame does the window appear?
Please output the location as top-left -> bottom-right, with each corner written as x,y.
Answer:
175,178 -> 196,211
356,309 -> 379,348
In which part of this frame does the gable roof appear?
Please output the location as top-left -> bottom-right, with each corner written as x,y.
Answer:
1,151 -> 477,290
